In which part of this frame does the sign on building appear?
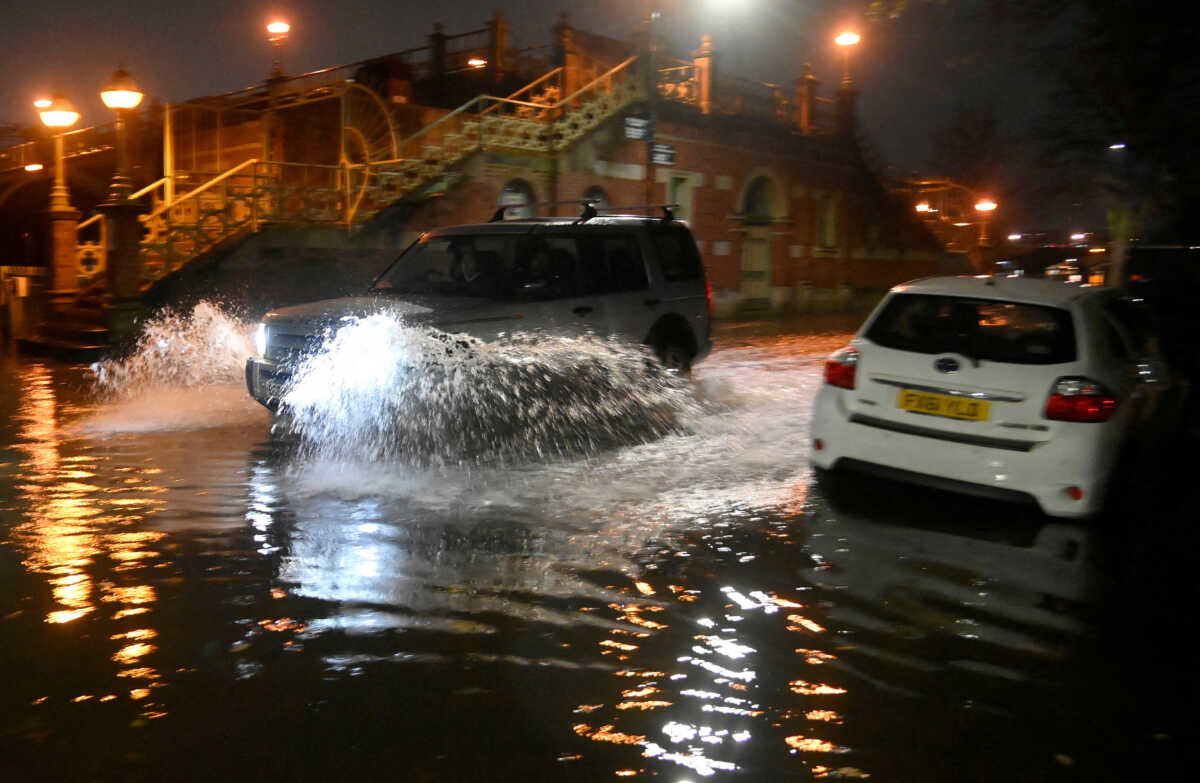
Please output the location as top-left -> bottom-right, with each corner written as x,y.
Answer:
624,116 -> 654,141
650,143 -> 676,167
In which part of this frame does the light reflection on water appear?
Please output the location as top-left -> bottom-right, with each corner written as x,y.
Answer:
0,313 -> 1117,780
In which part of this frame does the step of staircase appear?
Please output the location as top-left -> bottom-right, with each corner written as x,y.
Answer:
16,306 -> 111,363
16,332 -> 110,364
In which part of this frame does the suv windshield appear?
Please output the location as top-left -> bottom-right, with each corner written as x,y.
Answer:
866,293 -> 1077,364
372,235 -> 515,299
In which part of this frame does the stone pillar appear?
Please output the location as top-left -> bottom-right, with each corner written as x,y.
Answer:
692,35 -> 716,115
554,13 -> 579,97
98,200 -> 144,346
836,81 -> 858,138
47,206 -> 80,308
429,23 -> 447,103
793,63 -> 818,135
487,10 -> 508,83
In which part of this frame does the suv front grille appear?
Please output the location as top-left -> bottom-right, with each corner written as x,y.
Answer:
266,331 -> 325,363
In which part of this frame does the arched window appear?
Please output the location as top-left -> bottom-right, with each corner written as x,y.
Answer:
742,176 -> 774,225
817,191 -> 841,248
582,186 -> 610,213
497,179 -> 535,219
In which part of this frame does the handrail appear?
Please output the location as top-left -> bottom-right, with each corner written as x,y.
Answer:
209,45 -> 431,104
77,214 -> 104,230
556,55 -> 637,106
502,66 -> 563,102
142,158 -> 260,222
349,55 -> 640,171
130,177 -> 170,201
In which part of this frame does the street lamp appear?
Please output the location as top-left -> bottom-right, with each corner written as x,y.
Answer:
38,94 -> 81,302
96,67 -> 146,342
267,20 -> 291,78
835,30 -> 860,87
974,198 -> 997,247
38,94 -> 80,212
100,66 -> 144,201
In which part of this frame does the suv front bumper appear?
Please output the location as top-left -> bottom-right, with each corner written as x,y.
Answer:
245,357 -> 290,412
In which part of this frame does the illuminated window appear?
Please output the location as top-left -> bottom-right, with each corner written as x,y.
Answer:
498,179 -> 535,219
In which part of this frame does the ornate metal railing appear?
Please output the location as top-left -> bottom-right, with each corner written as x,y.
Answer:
343,56 -> 642,222
657,60 -> 700,106
137,159 -> 343,283
718,76 -> 791,124
75,214 -> 106,284
0,121 -> 118,173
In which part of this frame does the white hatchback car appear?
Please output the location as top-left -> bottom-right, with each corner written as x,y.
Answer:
811,276 -> 1175,518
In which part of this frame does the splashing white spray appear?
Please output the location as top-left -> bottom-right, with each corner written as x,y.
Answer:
76,302 -> 264,434
281,313 -> 705,466
91,302 -> 255,398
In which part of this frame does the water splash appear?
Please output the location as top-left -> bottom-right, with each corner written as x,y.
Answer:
72,302 -> 263,435
280,313 -> 703,466
90,302 -> 254,399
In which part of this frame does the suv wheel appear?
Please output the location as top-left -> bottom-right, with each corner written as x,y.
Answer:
653,339 -> 694,373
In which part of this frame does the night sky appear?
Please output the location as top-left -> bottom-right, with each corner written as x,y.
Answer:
2,1 -> 1040,218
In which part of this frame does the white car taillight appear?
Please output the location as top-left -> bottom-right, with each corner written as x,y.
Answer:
824,346 -> 859,390
1044,376 -> 1118,423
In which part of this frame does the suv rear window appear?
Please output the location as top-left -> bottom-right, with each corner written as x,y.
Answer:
651,226 -> 704,282
866,293 -> 1077,364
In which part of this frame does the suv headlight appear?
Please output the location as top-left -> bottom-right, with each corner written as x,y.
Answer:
254,323 -> 268,357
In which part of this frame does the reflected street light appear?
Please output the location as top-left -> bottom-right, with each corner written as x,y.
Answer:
100,66 -> 144,201
39,94 -> 80,212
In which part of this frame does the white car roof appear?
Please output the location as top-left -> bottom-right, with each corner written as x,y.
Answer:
891,275 -> 1108,307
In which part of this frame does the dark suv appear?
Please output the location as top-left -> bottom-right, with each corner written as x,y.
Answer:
246,214 -> 712,410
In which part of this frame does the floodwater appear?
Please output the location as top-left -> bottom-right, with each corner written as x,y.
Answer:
0,307 -> 1194,781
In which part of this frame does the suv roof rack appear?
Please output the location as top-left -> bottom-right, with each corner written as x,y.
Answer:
488,202 -> 681,223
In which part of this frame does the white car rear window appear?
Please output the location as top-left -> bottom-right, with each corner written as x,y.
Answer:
866,293 -> 1077,364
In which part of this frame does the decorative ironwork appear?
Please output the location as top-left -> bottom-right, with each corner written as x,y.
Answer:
137,159 -> 343,283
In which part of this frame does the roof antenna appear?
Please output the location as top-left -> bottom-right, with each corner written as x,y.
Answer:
576,200 -> 598,224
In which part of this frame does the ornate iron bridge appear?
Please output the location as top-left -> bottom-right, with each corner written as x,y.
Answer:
50,45 -> 817,293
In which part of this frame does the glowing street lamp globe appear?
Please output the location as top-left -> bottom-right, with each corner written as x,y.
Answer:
33,97 -> 52,109
100,69 -> 144,111
39,95 -> 80,129
100,67 -> 144,111
835,31 -> 861,47
974,199 -> 998,213
267,20 -> 290,39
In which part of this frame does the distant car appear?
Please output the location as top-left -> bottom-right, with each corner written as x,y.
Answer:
810,276 -> 1176,518
246,212 -> 712,411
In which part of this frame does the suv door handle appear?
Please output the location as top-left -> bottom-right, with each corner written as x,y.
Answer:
644,298 -> 661,307
572,306 -> 594,316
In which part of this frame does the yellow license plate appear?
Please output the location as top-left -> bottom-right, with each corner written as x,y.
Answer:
896,389 -> 990,421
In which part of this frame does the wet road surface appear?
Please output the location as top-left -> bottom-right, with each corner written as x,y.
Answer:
1,310 -> 1195,781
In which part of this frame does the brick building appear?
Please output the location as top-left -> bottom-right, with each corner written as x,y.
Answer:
1,11 -> 943,343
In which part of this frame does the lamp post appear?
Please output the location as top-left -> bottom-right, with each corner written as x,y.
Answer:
100,66 -> 144,201
974,198 -> 997,247
38,94 -> 81,302
97,67 -> 145,345
39,95 -> 79,212
834,31 -> 860,137
835,31 -> 860,88
267,20 -> 290,78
